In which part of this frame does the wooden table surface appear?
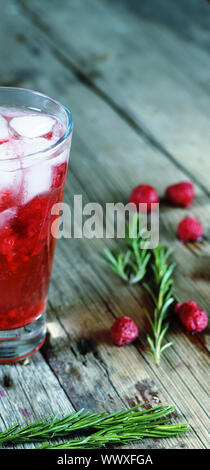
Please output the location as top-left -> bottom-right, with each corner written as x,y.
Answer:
0,0 -> 209,450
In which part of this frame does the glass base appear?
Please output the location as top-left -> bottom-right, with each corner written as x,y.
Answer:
0,313 -> 46,362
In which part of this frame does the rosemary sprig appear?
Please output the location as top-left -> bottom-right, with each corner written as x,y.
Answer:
102,248 -> 131,281
39,423 -> 189,449
0,409 -> 106,444
0,405 -> 189,446
39,422 -> 189,449
143,246 -> 175,365
102,213 -> 151,284
100,214 -> 175,364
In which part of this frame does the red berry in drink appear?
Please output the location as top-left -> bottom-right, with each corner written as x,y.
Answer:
42,131 -> 53,139
52,162 -> 67,188
166,181 -> 194,207
177,216 -> 203,242
0,190 -> 14,212
110,316 -> 138,346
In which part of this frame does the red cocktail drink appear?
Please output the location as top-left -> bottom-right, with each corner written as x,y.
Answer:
0,88 -> 72,361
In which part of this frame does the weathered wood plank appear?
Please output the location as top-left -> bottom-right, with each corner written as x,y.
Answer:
46,248 -> 210,449
115,0 -> 210,49
0,0 -> 209,450
0,354 -> 76,448
18,0 -> 210,194
42,65 -> 210,445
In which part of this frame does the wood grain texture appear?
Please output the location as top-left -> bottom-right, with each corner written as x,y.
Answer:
0,0 -> 209,450
19,0 -> 210,194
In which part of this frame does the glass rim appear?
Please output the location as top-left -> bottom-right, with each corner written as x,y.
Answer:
0,86 -> 73,163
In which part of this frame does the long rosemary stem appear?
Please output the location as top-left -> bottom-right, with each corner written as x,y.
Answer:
39,422 -> 189,449
144,246 -> 175,365
0,405 -> 189,446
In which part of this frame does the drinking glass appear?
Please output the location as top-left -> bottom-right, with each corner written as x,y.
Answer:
0,87 -> 73,361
